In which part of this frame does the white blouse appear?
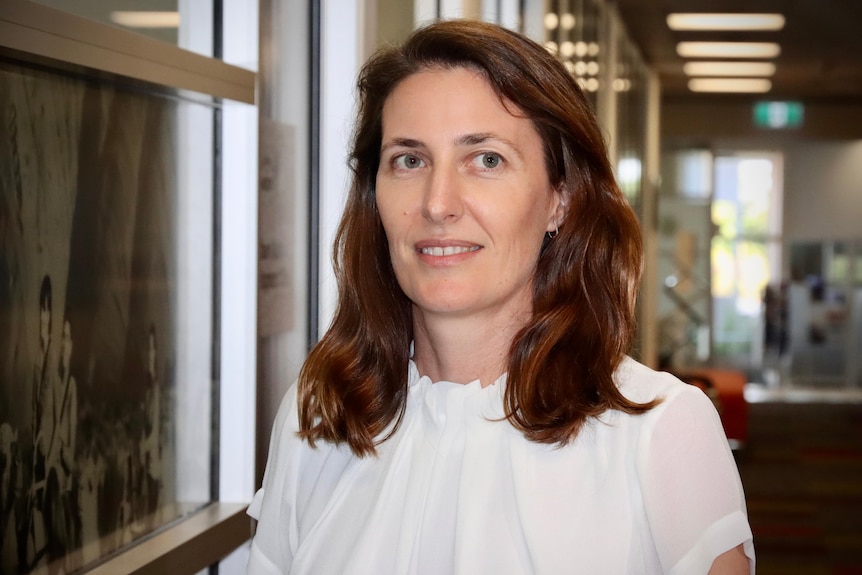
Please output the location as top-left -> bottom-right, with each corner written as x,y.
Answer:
247,357 -> 754,575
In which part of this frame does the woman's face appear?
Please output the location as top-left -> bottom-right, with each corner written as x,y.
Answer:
376,67 -> 562,323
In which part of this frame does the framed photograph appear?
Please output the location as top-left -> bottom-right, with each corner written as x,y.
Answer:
0,49 -> 216,574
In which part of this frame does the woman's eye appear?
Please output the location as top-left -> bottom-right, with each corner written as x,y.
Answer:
393,154 -> 425,169
473,152 -> 502,169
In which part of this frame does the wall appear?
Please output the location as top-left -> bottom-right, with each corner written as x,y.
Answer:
782,140 -> 862,241
662,99 -> 862,141
662,99 -> 862,244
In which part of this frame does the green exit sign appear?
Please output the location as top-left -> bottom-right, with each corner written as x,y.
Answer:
753,101 -> 804,129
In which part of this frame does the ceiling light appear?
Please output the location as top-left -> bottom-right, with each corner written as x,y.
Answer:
677,42 -> 781,59
688,78 -> 772,93
684,62 -> 776,77
668,13 -> 785,31
110,11 -> 180,28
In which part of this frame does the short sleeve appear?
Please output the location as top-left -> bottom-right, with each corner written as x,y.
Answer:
637,384 -> 755,575
247,384 -> 300,575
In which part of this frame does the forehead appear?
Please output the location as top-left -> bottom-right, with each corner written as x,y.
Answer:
380,67 -> 536,140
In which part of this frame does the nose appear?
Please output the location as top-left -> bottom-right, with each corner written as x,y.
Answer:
421,165 -> 464,224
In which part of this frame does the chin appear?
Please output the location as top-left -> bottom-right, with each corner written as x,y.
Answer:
411,292 -> 479,316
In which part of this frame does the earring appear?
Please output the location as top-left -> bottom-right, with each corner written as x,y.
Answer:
547,219 -> 559,239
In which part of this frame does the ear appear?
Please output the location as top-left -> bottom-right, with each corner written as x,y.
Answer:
546,184 -> 570,233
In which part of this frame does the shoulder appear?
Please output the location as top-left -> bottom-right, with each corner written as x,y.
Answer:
252,382 -> 302,502
260,381 -> 354,492
272,381 -> 301,436
615,360 -> 754,573
613,355 -> 698,405
610,356 -> 723,441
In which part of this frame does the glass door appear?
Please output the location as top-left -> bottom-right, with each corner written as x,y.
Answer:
710,153 -> 783,381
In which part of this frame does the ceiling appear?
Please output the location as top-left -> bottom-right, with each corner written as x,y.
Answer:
611,0 -> 862,104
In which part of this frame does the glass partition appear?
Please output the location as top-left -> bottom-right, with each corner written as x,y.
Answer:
786,240 -> 862,388
656,150 -> 715,369
614,33 -> 647,213
543,0 -> 602,108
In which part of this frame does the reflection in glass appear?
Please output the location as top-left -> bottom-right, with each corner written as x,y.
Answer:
30,0 -> 215,60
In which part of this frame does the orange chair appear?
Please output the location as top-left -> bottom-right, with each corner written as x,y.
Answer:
674,368 -> 748,450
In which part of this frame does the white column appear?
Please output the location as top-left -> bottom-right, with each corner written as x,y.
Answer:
319,0 -> 366,331
219,0 -> 259,507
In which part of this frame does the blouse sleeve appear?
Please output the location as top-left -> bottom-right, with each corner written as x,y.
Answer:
637,382 -> 755,575
247,384 -> 300,575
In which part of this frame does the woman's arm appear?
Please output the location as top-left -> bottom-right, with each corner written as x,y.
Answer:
708,544 -> 749,575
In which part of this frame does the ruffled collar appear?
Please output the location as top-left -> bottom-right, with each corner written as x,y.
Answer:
407,359 -> 508,431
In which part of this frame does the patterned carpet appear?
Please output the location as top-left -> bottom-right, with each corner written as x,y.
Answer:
735,398 -> 862,574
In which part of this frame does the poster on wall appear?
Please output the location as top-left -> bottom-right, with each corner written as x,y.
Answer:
258,118 -> 295,337
0,55 -> 209,573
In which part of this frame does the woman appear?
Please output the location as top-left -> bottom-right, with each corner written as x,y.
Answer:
249,19 -> 754,575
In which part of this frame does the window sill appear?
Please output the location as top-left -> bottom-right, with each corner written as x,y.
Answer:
86,502 -> 251,574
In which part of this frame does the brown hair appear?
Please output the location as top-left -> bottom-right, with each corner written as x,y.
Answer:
298,19 -> 656,456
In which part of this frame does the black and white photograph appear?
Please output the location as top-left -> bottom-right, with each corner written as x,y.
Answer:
0,55 -> 206,574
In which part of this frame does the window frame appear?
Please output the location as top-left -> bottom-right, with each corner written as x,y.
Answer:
1,0 -> 256,570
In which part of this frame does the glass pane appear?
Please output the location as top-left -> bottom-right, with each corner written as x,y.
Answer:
614,35 -> 647,211
715,157 -> 775,238
32,0 -> 214,59
710,154 -> 783,378
664,150 -> 712,199
544,0 -> 602,108
787,269 -> 849,383
856,243 -> 862,285
828,242 -> 851,284
712,239 -> 772,362
0,53 -> 214,573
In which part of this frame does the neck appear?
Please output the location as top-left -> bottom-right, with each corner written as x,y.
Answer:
411,306 -> 530,387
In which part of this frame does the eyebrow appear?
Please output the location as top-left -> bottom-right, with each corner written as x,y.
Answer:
380,133 -> 525,161
380,137 -> 423,154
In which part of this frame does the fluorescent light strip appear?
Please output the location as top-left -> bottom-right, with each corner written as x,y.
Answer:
684,61 -> 776,77
677,42 -> 781,59
667,13 -> 785,31
688,78 -> 772,93
110,11 -> 180,28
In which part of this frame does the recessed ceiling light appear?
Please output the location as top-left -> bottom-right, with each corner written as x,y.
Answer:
110,11 -> 180,28
668,13 -> 785,31
683,62 -> 776,77
688,78 -> 772,93
677,42 -> 781,59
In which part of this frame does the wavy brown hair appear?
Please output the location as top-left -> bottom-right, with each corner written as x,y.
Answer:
298,19 -> 657,456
